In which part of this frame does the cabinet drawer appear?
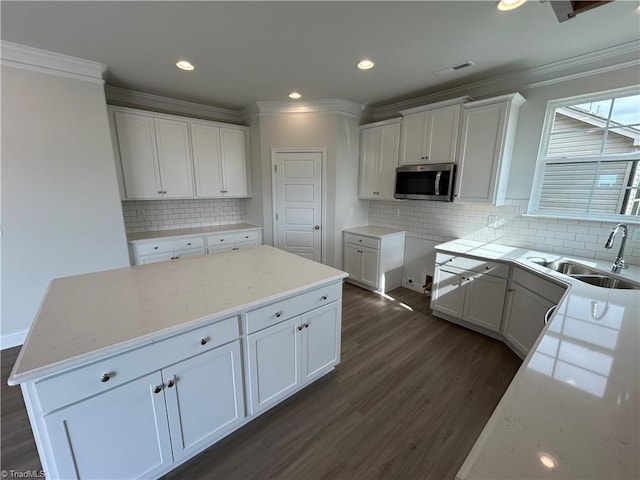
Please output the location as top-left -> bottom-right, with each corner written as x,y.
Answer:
132,236 -> 205,256
205,230 -> 260,247
246,282 -> 342,334
512,267 -> 566,303
36,316 -> 239,413
344,233 -> 380,250
436,252 -> 509,278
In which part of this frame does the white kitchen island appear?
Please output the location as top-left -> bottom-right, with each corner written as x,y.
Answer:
9,245 -> 348,479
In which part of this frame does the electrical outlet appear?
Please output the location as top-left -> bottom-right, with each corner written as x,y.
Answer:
395,208 -> 400,217
487,214 -> 498,229
349,207 -> 354,216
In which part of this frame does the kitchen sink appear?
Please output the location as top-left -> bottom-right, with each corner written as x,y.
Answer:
545,261 -> 639,290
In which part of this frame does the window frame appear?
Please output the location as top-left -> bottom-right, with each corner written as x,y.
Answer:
528,85 -> 640,224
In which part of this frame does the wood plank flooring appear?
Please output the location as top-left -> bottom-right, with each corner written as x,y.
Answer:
1,284 -> 521,479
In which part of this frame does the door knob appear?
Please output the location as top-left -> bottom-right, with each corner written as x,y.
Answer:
314,225 -> 320,230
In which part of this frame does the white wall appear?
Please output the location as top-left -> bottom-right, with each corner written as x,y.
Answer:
247,110 -> 368,268
1,65 -> 130,347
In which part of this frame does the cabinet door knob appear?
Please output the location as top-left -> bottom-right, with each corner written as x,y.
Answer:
154,246 -> 159,250
167,379 -> 175,388
314,225 -> 320,230
321,295 -> 327,301
220,239 -> 224,242
154,385 -> 163,394
297,325 -> 303,331
187,242 -> 192,246
508,288 -> 514,292
304,323 -> 309,329
158,190 -> 162,194
275,311 -> 283,318
101,373 -> 111,383
245,236 -> 249,239
200,338 -> 208,345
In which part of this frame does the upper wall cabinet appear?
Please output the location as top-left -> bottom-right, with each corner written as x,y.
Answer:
454,93 -> 525,206
191,123 -> 248,198
359,119 -> 401,200
110,107 -> 250,200
399,97 -> 469,166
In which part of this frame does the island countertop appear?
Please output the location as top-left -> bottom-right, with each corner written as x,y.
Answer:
438,239 -> 640,480
9,245 -> 347,385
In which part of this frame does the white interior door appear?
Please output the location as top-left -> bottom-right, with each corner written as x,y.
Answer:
273,150 -> 323,262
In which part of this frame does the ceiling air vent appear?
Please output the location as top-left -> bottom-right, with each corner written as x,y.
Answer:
433,61 -> 476,76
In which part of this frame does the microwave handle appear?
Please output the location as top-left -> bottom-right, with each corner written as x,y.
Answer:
434,171 -> 441,196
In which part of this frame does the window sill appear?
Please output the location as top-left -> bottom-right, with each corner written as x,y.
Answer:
523,212 -> 640,225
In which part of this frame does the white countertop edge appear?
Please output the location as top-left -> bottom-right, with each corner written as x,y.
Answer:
343,225 -> 407,239
8,273 -> 347,386
127,224 -> 262,243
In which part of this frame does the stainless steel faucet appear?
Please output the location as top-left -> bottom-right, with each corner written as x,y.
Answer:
604,223 -> 628,273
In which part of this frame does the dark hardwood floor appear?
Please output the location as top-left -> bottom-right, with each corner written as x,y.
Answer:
1,284 -> 521,479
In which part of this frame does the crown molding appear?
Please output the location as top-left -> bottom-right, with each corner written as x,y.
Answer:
0,41 -> 105,84
372,40 -> 640,122
252,99 -> 365,118
105,86 -> 243,124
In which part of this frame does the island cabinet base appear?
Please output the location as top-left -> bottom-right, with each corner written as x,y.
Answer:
17,280 -> 344,480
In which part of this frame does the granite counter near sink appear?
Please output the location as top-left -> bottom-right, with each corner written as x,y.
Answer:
438,239 -> 640,480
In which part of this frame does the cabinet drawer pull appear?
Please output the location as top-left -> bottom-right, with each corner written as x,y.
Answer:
232,247 -> 239,251
167,379 -> 175,388
321,295 -> 328,301
275,311 -> 283,318
187,242 -> 192,246
200,338 -> 208,345
154,385 -> 163,394
101,373 -> 111,383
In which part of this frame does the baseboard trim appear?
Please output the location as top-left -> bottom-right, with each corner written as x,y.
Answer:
1,330 -> 27,350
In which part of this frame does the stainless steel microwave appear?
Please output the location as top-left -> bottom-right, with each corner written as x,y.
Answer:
394,163 -> 456,201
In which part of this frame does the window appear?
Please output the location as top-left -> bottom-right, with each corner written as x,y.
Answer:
529,86 -> 640,221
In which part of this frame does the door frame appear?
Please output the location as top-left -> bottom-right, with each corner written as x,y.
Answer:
271,147 -> 327,264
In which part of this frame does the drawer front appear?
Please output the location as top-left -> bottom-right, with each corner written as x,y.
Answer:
344,233 -> 380,250
512,267 -> 566,303
36,316 -> 239,413
206,230 -> 260,247
133,236 -> 205,256
436,252 -> 509,278
246,282 -> 342,334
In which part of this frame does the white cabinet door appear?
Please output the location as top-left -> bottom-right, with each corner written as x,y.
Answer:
426,104 -> 460,164
164,341 -> 245,461
456,102 -> 507,204
43,372 -> 173,480
247,316 -> 301,415
115,112 -> 162,199
359,127 -> 380,199
191,122 -> 223,197
503,284 -> 555,357
431,267 -> 465,318
154,118 -> 194,198
400,111 -> 428,166
463,274 -> 507,332
343,243 -> 363,283
301,302 -> 341,383
400,104 -> 460,165
378,122 -> 401,199
360,246 -> 380,289
220,128 -> 248,197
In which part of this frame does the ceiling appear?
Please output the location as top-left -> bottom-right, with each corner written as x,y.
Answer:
2,1 -> 639,111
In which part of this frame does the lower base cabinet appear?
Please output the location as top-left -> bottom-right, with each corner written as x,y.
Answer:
42,341 -> 244,479
246,301 -> 341,416
502,268 -> 566,358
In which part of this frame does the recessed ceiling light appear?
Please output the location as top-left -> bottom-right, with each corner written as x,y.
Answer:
176,60 -> 195,71
357,59 -> 375,70
289,92 -> 302,99
497,0 -> 527,11
538,453 -> 557,469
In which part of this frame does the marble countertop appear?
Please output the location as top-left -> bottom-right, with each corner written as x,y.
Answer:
343,225 -> 406,238
127,223 -> 262,243
9,246 -> 347,385
439,240 -> 640,480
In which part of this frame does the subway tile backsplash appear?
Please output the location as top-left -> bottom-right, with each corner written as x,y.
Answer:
369,199 -> 640,264
122,198 -> 246,233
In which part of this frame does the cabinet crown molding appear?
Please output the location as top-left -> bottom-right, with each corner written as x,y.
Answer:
0,41 -> 106,84
253,99 -> 366,118
464,92 -> 526,108
399,96 -> 472,116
